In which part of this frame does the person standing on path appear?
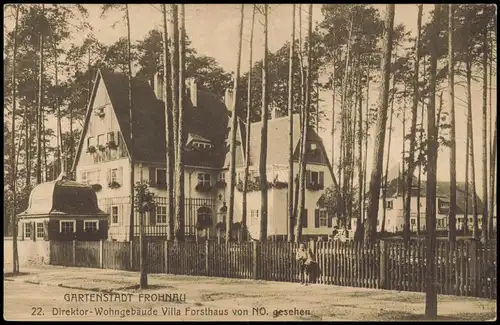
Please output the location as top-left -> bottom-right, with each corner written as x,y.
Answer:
296,243 -> 316,285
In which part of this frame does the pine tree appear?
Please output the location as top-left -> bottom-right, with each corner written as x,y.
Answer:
227,4 -> 244,243
364,4 -> 394,245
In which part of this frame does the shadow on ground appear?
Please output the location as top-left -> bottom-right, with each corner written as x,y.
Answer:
378,310 -> 497,321
4,272 -> 30,278
115,284 -> 174,292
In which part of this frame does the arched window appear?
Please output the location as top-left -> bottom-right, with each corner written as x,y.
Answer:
197,207 -> 212,226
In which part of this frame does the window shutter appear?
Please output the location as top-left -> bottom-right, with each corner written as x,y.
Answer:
306,170 -> 311,185
302,209 -> 308,228
18,222 -> 24,241
314,209 -> 320,228
115,131 -> 120,146
31,222 -> 36,241
149,168 -> 156,187
106,168 -> 111,184
43,221 -> 49,241
327,212 -> 333,228
319,171 -> 324,187
150,208 -> 156,226
118,167 -> 123,184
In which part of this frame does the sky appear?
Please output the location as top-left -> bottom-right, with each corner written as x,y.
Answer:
6,4 -> 496,199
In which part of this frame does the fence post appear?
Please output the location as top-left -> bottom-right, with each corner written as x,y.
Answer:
252,241 -> 258,280
99,239 -> 103,269
164,241 -> 169,273
469,239 -> 478,296
130,239 -> 134,271
72,240 -> 76,266
379,240 -> 387,289
205,240 -> 209,276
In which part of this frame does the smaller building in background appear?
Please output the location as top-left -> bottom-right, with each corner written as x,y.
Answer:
16,176 -> 109,265
352,164 -> 493,235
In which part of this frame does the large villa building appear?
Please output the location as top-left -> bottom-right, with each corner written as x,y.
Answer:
72,69 -> 337,241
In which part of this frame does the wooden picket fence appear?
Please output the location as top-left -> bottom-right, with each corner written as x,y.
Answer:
49,238 -> 497,299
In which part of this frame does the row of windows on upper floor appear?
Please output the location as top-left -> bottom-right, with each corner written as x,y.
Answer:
80,166 -> 326,189
87,131 -> 120,149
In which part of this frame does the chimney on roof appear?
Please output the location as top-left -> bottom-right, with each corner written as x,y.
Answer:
153,71 -> 164,101
224,89 -> 234,112
187,78 -> 198,107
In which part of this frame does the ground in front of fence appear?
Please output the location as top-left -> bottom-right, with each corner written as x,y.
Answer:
3,264 -> 496,321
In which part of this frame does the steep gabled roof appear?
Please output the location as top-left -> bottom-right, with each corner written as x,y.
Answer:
246,114 -> 302,166
73,69 -> 229,169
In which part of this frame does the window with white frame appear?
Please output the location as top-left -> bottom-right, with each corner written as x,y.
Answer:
35,222 -> 45,239
156,205 -> 168,224
107,131 -> 115,143
111,168 -> 118,183
97,134 -> 105,146
198,173 -> 210,186
250,209 -> 259,226
24,223 -> 32,239
60,221 -> 75,234
111,206 -> 119,224
87,136 -> 96,148
84,220 -> 99,232
218,172 -> 226,183
156,168 -> 167,186
319,210 -> 328,227
309,171 -> 324,186
81,170 -> 99,185
384,200 -> 393,209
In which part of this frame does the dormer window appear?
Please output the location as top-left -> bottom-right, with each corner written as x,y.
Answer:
192,141 -> 212,150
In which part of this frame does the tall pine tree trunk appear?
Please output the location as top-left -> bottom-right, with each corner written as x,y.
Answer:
466,60 -> 479,239
488,28 -> 495,239
489,117 -> 497,237
464,110 -> 470,235
480,21 -> 488,244
404,4 -> 423,243
259,4 -> 269,242
242,5 -> 256,242
176,4 -> 186,242
425,4 -> 441,319
162,4 -> 174,241
36,4 -> 45,185
227,4 -> 244,243
170,4 -> 180,239
287,4 -> 296,242
293,4 -> 304,222
362,65 -> 370,224
125,4 -> 135,244
357,65 -> 363,232
294,4 -> 312,242
447,4 -> 457,243
11,4 -> 20,274
365,4 -> 394,245
381,76 -> 395,234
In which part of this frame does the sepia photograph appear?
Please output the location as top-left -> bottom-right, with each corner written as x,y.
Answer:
3,3 -> 497,321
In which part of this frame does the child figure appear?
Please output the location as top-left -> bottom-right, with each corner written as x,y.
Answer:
296,243 -> 315,285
